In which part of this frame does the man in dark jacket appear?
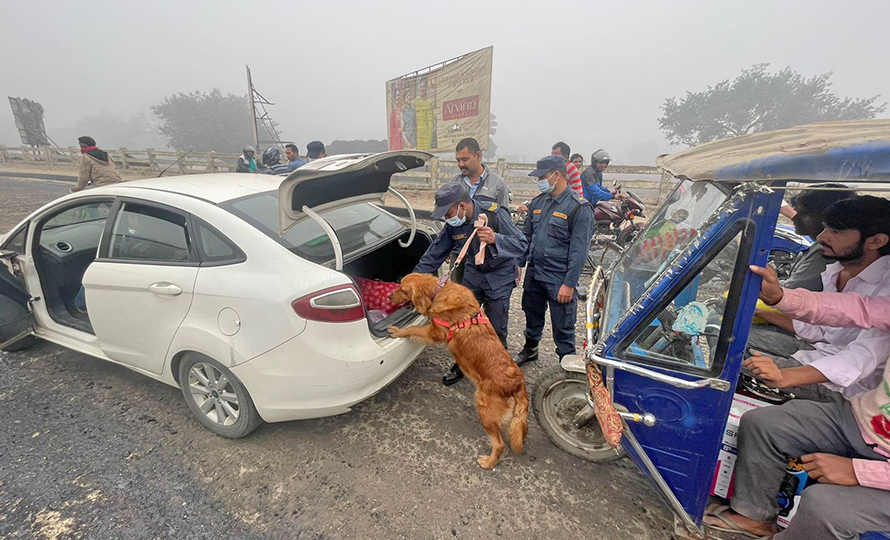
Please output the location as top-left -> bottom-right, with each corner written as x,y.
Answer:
414,183 -> 528,385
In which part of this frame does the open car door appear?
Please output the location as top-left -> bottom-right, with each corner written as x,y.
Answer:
589,188 -> 778,537
0,252 -> 35,349
278,151 -> 432,268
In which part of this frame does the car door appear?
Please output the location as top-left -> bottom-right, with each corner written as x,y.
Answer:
0,225 -> 34,348
82,199 -> 199,375
591,196 -> 775,534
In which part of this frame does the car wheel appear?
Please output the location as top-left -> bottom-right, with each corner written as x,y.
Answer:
178,353 -> 262,438
532,365 -> 625,463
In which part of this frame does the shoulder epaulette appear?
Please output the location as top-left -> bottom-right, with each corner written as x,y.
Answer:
487,202 -> 499,212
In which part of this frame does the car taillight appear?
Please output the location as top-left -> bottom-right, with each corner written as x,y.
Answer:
292,286 -> 365,323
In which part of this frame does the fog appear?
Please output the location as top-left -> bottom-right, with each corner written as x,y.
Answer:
2,0 -> 888,165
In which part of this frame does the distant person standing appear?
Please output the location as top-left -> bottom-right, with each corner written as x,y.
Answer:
570,153 -> 584,172
306,141 -> 327,161
551,142 -> 584,197
71,136 -> 123,192
236,145 -> 266,173
284,144 -> 307,171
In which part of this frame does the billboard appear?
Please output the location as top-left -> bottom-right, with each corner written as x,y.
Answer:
386,47 -> 493,153
8,97 -> 49,146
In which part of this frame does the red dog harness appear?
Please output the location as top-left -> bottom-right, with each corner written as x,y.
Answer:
432,308 -> 491,342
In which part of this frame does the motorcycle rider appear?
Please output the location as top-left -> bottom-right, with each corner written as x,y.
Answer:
236,145 -> 267,173
581,149 -> 617,204
261,147 -> 290,175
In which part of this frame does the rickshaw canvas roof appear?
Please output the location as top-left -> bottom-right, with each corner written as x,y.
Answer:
656,120 -> 890,183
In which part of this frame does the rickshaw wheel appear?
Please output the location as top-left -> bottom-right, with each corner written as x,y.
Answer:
532,366 -> 626,463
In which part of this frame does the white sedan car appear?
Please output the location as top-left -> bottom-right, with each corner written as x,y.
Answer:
0,151 -> 438,437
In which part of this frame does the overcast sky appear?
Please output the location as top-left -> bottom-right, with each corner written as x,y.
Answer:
2,0 -> 888,164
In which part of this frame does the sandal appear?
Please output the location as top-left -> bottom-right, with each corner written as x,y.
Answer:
703,505 -> 761,539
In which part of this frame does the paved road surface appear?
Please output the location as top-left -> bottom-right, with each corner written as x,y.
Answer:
0,176 -> 674,540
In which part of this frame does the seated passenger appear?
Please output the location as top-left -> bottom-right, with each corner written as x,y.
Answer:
705,268 -> 890,539
783,184 -> 856,291
746,196 -> 890,402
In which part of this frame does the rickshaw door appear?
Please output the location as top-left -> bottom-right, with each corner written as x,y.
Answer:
595,217 -> 765,534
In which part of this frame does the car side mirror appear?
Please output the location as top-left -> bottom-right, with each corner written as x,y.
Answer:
0,250 -> 18,260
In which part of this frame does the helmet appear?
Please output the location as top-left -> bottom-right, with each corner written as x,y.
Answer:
242,145 -> 256,154
592,149 -> 611,164
262,147 -> 281,166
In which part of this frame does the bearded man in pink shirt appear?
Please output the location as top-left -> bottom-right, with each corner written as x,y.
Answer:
705,263 -> 890,539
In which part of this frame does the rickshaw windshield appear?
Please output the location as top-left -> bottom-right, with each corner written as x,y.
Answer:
602,179 -> 731,336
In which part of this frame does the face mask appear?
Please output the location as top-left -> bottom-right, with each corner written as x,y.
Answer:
537,175 -> 556,194
445,205 -> 466,227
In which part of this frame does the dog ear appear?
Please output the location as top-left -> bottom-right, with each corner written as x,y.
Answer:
411,286 -> 432,314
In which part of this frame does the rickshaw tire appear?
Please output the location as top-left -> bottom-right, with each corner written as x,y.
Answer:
532,366 -> 626,463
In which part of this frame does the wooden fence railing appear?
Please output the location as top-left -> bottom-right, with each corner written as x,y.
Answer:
0,144 -> 677,204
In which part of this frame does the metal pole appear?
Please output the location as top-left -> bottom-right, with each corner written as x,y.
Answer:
246,65 -> 259,151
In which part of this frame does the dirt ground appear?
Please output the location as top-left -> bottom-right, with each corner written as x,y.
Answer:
0,175 -> 674,540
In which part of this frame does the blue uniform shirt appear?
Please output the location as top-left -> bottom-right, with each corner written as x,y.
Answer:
583,181 -> 613,204
414,201 -> 528,293
522,188 -> 594,289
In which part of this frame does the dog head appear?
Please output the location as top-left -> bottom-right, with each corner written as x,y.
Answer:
389,273 -> 440,315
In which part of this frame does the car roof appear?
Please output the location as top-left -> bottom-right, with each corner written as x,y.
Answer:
112,173 -> 283,203
656,119 -> 890,183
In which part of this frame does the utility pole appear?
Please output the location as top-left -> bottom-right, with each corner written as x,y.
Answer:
246,65 -> 259,151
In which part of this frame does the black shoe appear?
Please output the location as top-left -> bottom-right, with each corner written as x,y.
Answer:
515,339 -> 539,366
443,364 -> 464,386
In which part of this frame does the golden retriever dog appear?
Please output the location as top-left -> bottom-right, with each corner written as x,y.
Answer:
388,273 -> 529,469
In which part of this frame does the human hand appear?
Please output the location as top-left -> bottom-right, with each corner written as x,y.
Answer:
70,186 -> 83,193
557,285 -> 574,304
476,226 -> 496,244
801,453 -> 859,486
516,265 -> 522,287
743,353 -> 784,387
519,203 -> 529,213
749,265 -> 784,305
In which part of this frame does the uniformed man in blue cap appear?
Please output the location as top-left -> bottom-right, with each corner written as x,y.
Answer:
516,155 -> 594,363
414,183 -> 528,385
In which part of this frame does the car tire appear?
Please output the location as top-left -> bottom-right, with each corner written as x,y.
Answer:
178,353 -> 262,438
532,365 -> 626,463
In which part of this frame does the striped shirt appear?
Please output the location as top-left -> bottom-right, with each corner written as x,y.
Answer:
565,161 -> 583,197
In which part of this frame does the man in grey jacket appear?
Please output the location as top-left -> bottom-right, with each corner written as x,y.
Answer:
447,138 -> 513,287
450,138 -> 510,208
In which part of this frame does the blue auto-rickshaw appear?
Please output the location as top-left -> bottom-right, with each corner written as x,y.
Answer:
532,120 -> 890,539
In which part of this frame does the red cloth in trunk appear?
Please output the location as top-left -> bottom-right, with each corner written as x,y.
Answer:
355,278 -> 402,315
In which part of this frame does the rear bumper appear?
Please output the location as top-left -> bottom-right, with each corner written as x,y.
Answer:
231,317 -> 427,423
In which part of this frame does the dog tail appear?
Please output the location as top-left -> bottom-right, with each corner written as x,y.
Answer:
508,384 -> 529,454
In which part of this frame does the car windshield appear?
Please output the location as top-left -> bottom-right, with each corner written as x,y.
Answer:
601,179 -> 731,336
222,191 -> 404,263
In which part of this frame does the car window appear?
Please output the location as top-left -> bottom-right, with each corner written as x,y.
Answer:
43,201 -> 113,229
109,203 -> 192,263
196,220 -> 241,263
620,230 -> 744,372
3,226 -> 27,254
222,192 -> 403,263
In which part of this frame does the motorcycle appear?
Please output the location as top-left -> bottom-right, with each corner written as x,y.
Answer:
770,223 -> 811,280
586,183 -> 646,270
530,120 -> 890,539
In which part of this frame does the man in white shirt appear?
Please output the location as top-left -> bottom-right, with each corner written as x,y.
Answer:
749,196 -> 890,401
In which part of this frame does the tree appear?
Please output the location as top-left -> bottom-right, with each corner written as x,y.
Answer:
658,64 -> 886,147
152,89 -> 253,152
54,109 -> 169,150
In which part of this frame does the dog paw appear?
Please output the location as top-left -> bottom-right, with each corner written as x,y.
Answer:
387,326 -> 404,338
477,455 -> 498,469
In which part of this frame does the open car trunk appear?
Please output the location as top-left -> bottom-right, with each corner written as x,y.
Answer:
343,228 -> 433,337
275,151 -> 437,338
